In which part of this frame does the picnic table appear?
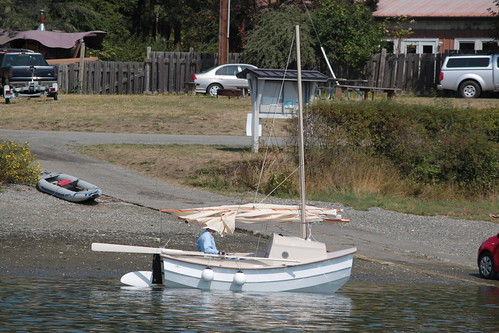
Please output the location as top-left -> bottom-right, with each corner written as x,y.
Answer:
318,78 -> 400,101
335,85 -> 400,100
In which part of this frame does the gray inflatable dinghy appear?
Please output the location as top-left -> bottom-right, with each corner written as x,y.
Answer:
37,172 -> 102,202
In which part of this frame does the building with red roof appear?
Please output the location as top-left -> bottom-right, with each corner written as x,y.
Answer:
0,10 -> 105,62
373,0 -> 498,54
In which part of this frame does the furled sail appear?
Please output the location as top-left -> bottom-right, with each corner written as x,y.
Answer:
161,203 -> 347,236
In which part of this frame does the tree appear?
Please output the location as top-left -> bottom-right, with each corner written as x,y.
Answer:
0,0 -> 57,31
0,0 -> 113,32
313,0 -> 382,72
381,16 -> 415,54
488,0 -> 499,41
362,0 -> 379,11
242,5 -> 318,69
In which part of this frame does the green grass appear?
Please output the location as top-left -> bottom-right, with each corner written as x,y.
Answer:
309,190 -> 497,222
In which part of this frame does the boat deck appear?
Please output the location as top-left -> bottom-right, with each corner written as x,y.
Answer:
160,247 -> 357,270
160,253 -> 292,269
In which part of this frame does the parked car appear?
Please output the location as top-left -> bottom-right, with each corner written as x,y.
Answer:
0,50 -> 58,103
191,63 -> 256,96
437,53 -> 499,98
478,233 -> 499,279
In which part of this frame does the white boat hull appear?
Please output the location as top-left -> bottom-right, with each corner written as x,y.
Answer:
95,233 -> 356,294
161,248 -> 355,294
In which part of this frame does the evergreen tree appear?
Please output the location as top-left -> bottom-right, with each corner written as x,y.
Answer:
242,5 -> 317,69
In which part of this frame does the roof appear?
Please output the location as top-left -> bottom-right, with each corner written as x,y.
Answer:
0,30 -> 106,49
373,0 -> 495,18
236,68 -> 329,82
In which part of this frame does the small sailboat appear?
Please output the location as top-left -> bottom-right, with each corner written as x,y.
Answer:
92,26 -> 356,294
92,203 -> 355,293
37,172 -> 102,202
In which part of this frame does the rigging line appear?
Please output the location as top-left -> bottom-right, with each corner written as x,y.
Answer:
253,30 -> 297,203
255,233 -> 262,256
259,167 -> 299,203
301,0 -> 337,80
301,0 -> 323,49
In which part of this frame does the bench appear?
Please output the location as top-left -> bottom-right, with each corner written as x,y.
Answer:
335,85 -> 400,100
216,89 -> 243,99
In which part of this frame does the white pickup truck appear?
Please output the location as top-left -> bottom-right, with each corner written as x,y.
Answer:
437,54 -> 499,98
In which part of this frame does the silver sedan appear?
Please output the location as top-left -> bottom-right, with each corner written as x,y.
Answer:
191,63 -> 256,96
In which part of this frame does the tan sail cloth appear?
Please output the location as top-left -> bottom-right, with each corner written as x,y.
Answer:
161,203 -> 344,236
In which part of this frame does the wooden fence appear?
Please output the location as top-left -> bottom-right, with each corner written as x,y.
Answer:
147,52 -> 241,94
55,51 -> 443,96
56,51 -> 241,94
57,61 -> 146,94
364,51 -> 444,95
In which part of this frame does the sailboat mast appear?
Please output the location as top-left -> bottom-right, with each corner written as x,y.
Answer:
295,25 -> 308,240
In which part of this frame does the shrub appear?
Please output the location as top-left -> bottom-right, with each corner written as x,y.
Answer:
297,100 -> 498,199
188,100 -> 497,202
265,170 -> 297,197
0,140 -> 41,185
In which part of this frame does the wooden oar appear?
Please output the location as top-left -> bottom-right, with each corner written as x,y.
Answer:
92,243 -> 162,254
91,243 -> 299,263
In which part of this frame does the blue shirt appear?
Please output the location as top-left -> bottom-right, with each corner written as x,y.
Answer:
197,230 -> 219,254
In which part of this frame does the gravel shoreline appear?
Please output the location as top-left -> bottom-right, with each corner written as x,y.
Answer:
1,184 -> 498,288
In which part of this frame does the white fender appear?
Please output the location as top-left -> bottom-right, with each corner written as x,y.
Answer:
201,268 -> 214,282
233,271 -> 246,286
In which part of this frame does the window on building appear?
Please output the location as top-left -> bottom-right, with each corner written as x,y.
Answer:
483,41 -> 499,52
422,45 -> 433,54
400,39 -> 439,54
406,45 -> 417,53
381,40 -> 394,53
458,42 -> 475,52
455,39 -> 499,53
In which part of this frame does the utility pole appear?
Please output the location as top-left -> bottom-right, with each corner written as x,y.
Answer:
218,0 -> 229,65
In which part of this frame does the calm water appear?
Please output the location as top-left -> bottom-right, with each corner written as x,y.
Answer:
0,276 -> 498,332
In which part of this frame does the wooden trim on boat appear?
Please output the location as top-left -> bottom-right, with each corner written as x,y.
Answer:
160,247 -> 357,270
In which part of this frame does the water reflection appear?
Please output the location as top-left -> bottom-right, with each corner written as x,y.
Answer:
104,286 -> 353,331
0,277 -> 498,332
341,282 -> 499,332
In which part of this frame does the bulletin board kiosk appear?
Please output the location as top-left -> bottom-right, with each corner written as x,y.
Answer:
236,68 -> 328,152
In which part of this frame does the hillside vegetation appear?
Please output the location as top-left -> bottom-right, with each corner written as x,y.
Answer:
1,95 -> 497,221
180,99 -> 498,220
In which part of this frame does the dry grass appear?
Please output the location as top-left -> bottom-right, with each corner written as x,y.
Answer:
1,94 -> 496,135
306,152 -> 408,197
78,144 -> 253,187
0,94 -> 288,136
78,142 -> 498,222
2,93 -> 497,221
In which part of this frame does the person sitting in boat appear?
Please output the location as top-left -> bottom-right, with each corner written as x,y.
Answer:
197,228 -> 224,255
